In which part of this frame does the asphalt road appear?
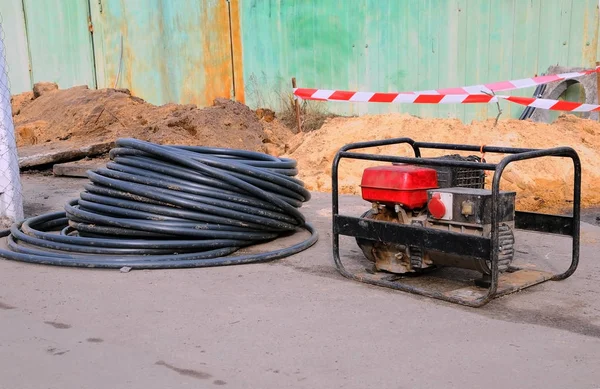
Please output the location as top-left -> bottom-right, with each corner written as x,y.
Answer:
1,174 -> 599,389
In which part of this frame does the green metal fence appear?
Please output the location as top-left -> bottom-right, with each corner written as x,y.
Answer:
1,0 -> 598,121
241,0 -> 600,121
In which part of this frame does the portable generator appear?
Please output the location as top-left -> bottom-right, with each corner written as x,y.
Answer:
332,138 -> 581,307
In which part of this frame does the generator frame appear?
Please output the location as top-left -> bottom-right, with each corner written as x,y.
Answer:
332,138 -> 581,307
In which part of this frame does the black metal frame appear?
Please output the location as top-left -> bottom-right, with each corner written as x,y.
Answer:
332,138 -> 581,307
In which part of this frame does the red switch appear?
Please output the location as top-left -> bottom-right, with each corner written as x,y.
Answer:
428,193 -> 446,219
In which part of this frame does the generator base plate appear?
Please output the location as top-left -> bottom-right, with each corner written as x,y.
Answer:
348,265 -> 554,306
442,268 -> 553,302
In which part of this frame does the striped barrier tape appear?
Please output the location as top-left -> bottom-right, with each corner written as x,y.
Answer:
293,66 -> 600,102
500,96 -> 600,112
415,66 -> 599,95
294,90 -> 600,112
293,90 -> 495,103
294,66 -> 600,100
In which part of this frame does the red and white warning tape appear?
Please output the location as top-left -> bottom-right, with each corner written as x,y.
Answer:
501,96 -> 600,112
293,90 -> 600,111
294,66 -> 599,101
293,66 -> 600,111
415,66 -> 600,95
293,90 -> 496,104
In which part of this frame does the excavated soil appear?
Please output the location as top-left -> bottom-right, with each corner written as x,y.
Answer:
10,85 -> 600,213
11,86 -> 294,155
286,113 -> 600,213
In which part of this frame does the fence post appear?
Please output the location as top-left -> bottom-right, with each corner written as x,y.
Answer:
0,20 -> 24,227
291,77 -> 301,133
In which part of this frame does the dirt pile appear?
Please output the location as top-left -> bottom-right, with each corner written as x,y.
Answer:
286,113 -> 600,213
10,91 -> 34,116
11,85 -> 294,155
11,84 -> 600,213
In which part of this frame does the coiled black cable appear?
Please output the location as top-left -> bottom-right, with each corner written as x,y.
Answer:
0,138 -> 318,269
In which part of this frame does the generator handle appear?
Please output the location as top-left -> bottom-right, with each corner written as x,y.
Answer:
336,137 -> 422,158
492,147 -> 581,291
413,142 -> 538,154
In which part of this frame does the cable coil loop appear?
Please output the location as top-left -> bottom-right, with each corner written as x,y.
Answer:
0,138 -> 318,269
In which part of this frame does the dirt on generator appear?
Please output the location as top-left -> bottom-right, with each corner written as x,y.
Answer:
11,84 -> 600,214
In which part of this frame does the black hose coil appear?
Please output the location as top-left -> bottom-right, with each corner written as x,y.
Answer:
0,138 -> 318,269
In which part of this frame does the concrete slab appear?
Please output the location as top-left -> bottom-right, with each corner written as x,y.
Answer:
1,174 -> 600,388
18,141 -> 112,169
53,158 -> 109,178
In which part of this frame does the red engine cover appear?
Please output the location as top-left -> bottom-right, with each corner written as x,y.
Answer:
360,165 -> 438,209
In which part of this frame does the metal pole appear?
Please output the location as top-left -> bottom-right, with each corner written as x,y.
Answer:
0,26 -> 24,223
291,77 -> 301,133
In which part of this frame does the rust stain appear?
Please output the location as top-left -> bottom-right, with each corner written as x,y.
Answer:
179,6 -> 207,107
201,1 -> 234,106
230,0 -> 245,103
181,72 -> 203,107
581,8 -> 599,66
121,21 -> 132,91
156,13 -> 170,102
101,3 -> 131,91
181,72 -> 202,107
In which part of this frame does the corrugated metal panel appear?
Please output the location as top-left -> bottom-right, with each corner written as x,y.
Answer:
229,0 -> 245,103
0,2 -> 31,94
90,0 -> 239,107
241,0 -> 600,121
22,0 -> 96,89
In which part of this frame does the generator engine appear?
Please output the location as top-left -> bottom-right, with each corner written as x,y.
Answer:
356,157 -> 516,277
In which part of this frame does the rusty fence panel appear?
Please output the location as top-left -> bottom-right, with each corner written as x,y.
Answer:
90,0 -> 243,107
240,0 -> 600,121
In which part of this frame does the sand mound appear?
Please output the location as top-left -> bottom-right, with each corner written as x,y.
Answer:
11,84 -> 600,214
287,113 -> 600,213
11,85 -> 294,154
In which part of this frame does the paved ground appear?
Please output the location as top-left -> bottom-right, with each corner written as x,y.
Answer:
1,174 -> 600,389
